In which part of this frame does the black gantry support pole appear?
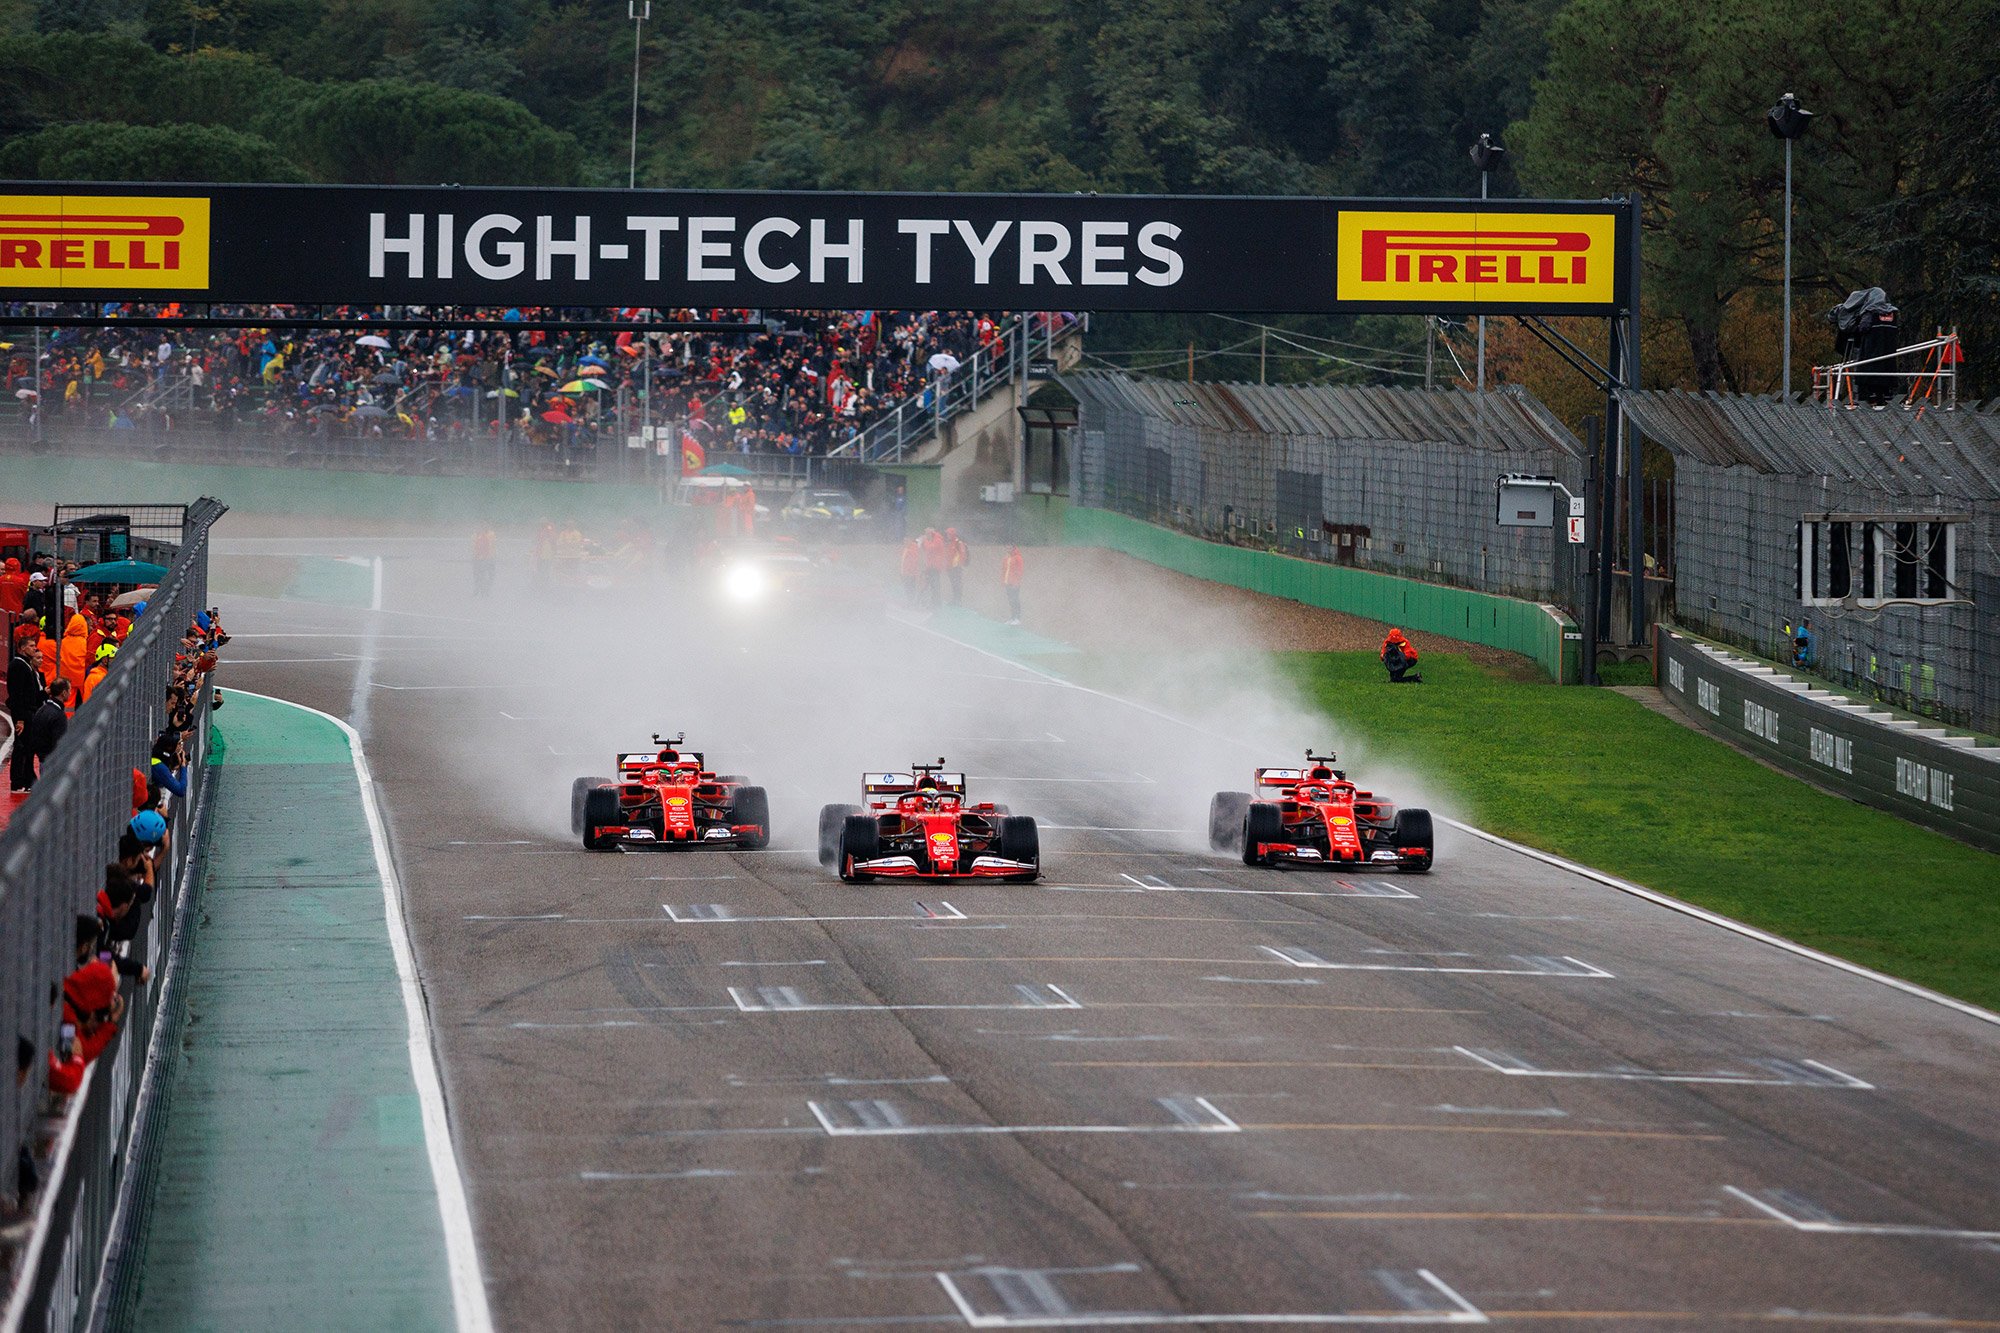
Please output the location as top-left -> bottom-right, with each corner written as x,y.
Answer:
1582,415 -> 1601,686
1597,319 -> 1619,635
1625,190 -> 1647,646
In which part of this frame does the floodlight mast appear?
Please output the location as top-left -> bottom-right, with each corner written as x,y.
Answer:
629,2 -> 651,190
1768,93 -> 1815,399
1469,134 -> 1505,393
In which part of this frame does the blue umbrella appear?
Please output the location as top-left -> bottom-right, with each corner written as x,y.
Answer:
579,355 -> 610,369
69,559 -> 168,584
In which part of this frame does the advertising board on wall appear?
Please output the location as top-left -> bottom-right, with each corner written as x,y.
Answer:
1658,628 -> 1999,852
0,184 -> 1632,315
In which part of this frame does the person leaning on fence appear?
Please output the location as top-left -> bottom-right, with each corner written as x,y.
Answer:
97,867 -> 155,963
1001,545 -> 1025,624
1381,629 -> 1423,684
48,916 -> 125,1096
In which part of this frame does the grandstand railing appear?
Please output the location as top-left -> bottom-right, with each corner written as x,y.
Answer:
0,499 -> 224,1333
831,313 -> 1081,463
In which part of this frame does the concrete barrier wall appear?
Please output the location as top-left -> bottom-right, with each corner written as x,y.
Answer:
1063,505 -> 1578,682
1657,627 -> 2000,851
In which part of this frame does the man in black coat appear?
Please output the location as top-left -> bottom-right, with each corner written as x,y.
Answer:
8,631 -> 46,793
20,678 -> 69,789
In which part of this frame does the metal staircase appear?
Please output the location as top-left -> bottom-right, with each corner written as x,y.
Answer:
831,313 -> 1081,463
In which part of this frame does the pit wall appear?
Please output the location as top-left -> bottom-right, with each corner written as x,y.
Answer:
0,454 -> 672,526
1062,505 -> 1579,683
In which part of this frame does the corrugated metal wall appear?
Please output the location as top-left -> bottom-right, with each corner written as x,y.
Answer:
1065,373 -> 1588,611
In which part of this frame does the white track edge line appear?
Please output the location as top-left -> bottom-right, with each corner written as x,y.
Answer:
1439,816 -> 2000,1029
905,611 -> 2000,1031
231,690 -> 494,1333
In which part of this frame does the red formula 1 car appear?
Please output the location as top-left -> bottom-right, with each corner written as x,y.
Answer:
817,761 -> 1040,883
1209,751 -> 1432,872
571,733 -> 770,851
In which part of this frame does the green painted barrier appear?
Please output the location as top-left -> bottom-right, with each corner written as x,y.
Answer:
1064,506 -> 1577,682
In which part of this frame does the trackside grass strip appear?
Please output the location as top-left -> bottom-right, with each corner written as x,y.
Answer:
1061,650 -> 2000,1012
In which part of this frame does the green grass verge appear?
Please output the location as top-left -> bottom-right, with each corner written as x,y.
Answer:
1057,649 -> 2000,1012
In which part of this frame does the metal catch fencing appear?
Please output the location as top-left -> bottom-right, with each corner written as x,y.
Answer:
1623,390 -> 2000,735
1065,372 -> 1590,612
0,498 -> 223,1329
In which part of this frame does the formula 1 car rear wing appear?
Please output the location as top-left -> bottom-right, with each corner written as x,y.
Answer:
1256,750 -> 1346,793
621,753 -> 709,773
863,771 -> 968,796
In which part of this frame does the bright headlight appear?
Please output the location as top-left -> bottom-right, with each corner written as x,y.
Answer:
722,563 -> 767,602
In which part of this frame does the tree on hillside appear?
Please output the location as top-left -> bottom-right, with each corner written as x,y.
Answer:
1858,72 -> 2000,398
259,77 -> 580,185
0,120 -> 306,181
1515,0 -> 1995,392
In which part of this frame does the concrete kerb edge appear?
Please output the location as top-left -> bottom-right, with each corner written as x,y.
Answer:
902,614 -> 2000,1033
222,690 -> 494,1333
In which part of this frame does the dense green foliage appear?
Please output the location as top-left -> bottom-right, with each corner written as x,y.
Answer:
0,0 -> 1993,393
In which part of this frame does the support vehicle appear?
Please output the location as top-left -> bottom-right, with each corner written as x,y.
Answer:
818,761 -> 1039,883
1209,751 -> 1432,872
572,733 -> 770,851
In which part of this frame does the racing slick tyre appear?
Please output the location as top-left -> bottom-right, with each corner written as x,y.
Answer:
1392,808 -> 1434,873
572,776 -> 613,835
998,815 -> 1040,881
1209,791 -> 1251,853
838,814 -> 880,883
730,786 -> 771,850
1242,802 -> 1284,867
582,787 -> 623,851
818,804 -> 862,866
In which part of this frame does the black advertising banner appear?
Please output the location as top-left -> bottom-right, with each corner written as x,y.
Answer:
0,183 -> 1632,315
1657,629 -> 2000,853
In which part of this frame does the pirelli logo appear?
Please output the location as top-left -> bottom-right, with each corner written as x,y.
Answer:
1336,210 -> 1616,305
0,195 -> 210,289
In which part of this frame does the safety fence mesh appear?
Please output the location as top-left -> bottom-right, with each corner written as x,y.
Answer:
1624,390 -> 2000,734
1066,372 -> 1589,613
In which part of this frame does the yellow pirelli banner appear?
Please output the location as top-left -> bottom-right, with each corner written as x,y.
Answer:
0,194 -> 211,289
1336,210 -> 1617,307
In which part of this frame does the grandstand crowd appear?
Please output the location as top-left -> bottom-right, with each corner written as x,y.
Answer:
3,305 -> 1064,458
1,556 -> 224,1144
